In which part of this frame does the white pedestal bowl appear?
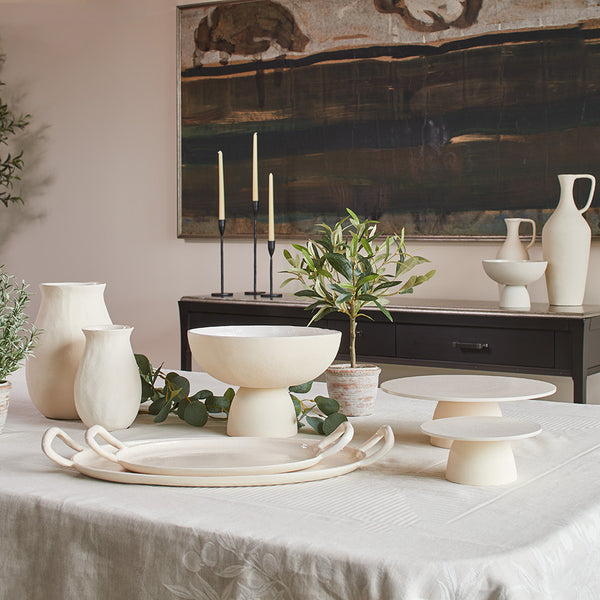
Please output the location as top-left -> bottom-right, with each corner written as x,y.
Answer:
188,325 -> 341,438
482,260 -> 547,309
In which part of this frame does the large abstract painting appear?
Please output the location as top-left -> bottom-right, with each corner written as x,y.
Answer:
178,0 -> 600,239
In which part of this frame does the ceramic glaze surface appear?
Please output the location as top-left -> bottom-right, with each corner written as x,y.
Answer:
188,325 -> 341,437
496,218 -> 536,260
542,174 -> 596,306
482,260 -> 547,308
26,282 -> 112,419
74,325 -> 141,431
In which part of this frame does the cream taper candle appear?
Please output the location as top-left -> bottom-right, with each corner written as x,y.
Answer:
218,150 -> 224,220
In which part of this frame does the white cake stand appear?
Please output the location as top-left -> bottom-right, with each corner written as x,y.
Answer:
421,416 -> 542,486
381,374 -> 555,448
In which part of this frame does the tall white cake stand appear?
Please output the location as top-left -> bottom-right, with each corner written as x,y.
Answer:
381,374 -> 555,447
421,416 -> 542,485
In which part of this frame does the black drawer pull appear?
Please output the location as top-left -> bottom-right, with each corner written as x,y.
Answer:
452,341 -> 490,351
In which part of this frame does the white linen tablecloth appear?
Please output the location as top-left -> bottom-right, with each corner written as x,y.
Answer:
2,368 -> 600,600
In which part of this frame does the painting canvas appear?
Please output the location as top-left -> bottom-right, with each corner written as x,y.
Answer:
178,0 -> 600,239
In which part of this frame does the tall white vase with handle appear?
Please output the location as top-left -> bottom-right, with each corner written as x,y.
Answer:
542,174 -> 596,306
496,218 -> 536,260
26,282 -> 112,419
74,325 -> 141,431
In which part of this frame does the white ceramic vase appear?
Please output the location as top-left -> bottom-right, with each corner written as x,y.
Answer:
26,282 -> 112,419
325,363 -> 381,416
542,174 -> 596,306
74,325 -> 141,431
0,381 -> 10,434
496,218 -> 536,260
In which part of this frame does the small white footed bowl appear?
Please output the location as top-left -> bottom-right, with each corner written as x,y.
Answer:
482,259 -> 547,286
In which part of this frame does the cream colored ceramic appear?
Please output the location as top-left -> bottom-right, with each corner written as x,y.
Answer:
74,325 -> 141,431
42,425 -> 394,487
0,381 -> 10,434
482,259 -> 547,309
381,374 -> 555,448
421,416 -> 542,486
496,218 -> 537,260
188,325 -> 341,437
26,282 -> 112,419
84,421 -> 354,476
542,174 -> 596,306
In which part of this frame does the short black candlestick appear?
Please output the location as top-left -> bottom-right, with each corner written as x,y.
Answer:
261,240 -> 282,299
245,201 -> 265,296
212,219 -> 233,298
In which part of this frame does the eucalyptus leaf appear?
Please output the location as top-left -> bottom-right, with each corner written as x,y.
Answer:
153,400 -> 172,423
289,381 -> 313,394
205,394 -> 231,414
306,415 -> 324,434
184,400 -> 208,427
321,412 -> 348,436
314,395 -> 340,415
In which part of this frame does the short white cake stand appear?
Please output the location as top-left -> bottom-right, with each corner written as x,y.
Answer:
421,416 -> 542,486
381,374 -> 555,448
188,325 -> 341,438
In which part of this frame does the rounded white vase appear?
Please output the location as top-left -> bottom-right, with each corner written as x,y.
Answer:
542,174 -> 596,306
74,325 -> 141,431
26,282 -> 112,419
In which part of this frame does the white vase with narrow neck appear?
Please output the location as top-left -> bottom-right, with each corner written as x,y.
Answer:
26,282 -> 112,419
542,174 -> 596,306
496,218 -> 536,260
74,325 -> 141,431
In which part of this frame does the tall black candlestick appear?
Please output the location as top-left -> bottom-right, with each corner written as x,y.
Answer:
212,219 -> 233,297
245,201 -> 265,296
261,240 -> 282,299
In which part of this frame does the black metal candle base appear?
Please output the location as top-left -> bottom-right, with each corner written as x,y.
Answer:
245,201 -> 265,296
261,240 -> 282,299
213,219 -> 233,297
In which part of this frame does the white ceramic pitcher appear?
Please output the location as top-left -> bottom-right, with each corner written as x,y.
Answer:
74,325 -> 141,431
542,174 -> 596,306
496,218 -> 536,260
26,282 -> 112,419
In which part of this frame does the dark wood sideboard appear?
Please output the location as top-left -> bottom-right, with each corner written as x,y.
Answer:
179,295 -> 600,404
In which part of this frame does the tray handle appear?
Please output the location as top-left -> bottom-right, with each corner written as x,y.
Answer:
316,420 -> 354,458
85,424 -> 126,464
355,425 -> 395,467
41,427 -> 85,468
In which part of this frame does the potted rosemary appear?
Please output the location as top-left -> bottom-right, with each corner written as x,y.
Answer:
0,268 -> 39,432
282,209 -> 435,415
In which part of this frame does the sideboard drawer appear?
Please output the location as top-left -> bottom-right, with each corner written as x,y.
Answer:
396,324 -> 555,368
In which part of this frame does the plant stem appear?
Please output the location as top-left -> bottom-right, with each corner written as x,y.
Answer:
350,315 -> 357,368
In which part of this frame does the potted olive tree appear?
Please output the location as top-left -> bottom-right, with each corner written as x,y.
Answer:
282,209 -> 435,415
0,268 -> 39,432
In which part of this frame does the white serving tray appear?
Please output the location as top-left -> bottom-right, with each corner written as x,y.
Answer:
42,426 -> 394,487
84,421 -> 354,476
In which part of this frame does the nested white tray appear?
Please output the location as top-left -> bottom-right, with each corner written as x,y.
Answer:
84,422 -> 354,476
42,426 -> 394,487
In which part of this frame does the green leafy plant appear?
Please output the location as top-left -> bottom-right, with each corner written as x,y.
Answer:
282,209 -> 436,367
135,354 -> 347,434
0,267 -> 39,382
0,55 -> 30,207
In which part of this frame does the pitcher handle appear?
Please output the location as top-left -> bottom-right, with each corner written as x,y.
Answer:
577,174 -> 596,214
521,218 -> 537,249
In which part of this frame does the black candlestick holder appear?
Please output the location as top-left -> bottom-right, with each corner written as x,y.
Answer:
212,219 -> 233,298
245,201 -> 265,296
261,240 -> 282,299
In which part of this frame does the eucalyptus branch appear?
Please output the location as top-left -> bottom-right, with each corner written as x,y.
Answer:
135,354 -> 347,434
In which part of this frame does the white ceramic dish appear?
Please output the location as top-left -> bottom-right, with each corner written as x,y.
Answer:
84,422 -> 354,476
482,259 -> 547,309
41,425 -> 394,487
420,416 -> 542,486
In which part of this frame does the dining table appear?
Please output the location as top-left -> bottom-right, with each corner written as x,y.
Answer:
3,367 -> 600,600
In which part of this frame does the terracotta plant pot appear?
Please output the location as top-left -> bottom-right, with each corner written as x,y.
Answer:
325,363 -> 381,416
0,381 -> 11,434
